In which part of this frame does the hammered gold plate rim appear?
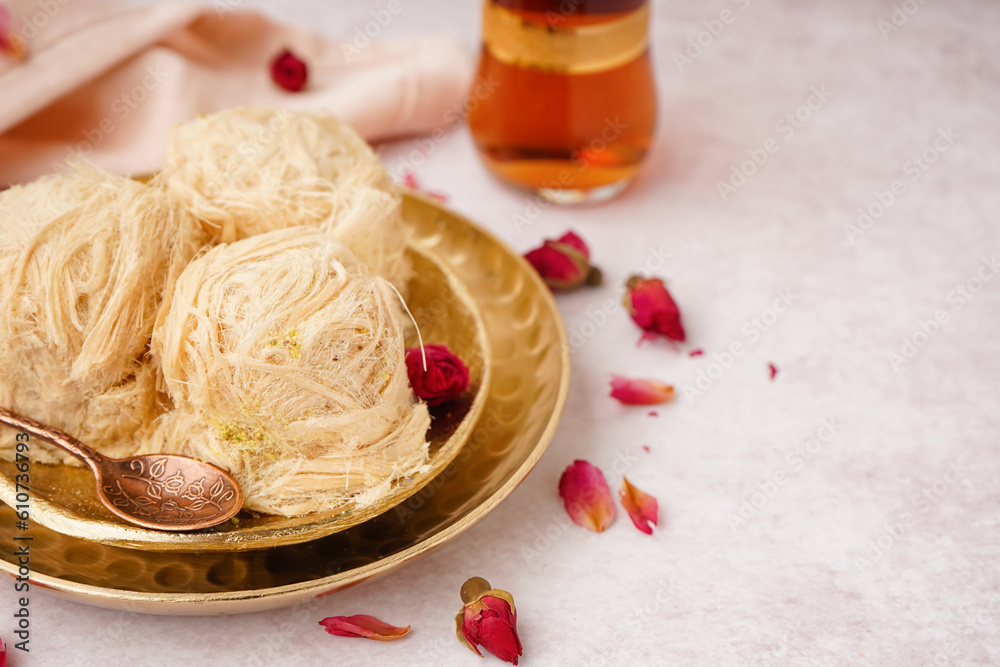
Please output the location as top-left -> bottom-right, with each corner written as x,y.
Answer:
0,234 -> 492,551
0,192 -> 571,613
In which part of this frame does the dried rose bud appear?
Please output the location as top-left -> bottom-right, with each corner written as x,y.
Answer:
619,477 -> 659,535
270,48 -> 308,92
609,375 -> 675,405
319,614 -> 410,641
524,231 -> 602,292
558,459 -> 614,532
455,577 -> 523,665
623,275 -> 686,343
405,344 -> 470,406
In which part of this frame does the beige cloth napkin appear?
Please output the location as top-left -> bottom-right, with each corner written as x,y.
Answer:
0,0 -> 472,186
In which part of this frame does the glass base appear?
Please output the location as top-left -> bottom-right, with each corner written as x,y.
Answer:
475,152 -> 642,205
536,178 -> 632,205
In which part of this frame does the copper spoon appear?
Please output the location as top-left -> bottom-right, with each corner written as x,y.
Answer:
0,407 -> 243,532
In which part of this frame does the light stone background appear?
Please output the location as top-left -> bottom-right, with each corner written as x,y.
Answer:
2,0 -> 999,665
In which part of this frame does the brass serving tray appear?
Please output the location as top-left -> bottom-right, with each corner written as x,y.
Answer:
0,237 -> 491,551
0,192 -> 569,613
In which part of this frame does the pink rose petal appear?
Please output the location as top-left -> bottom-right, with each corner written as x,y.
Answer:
270,49 -> 309,92
405,344 -> 470,406
769,363 -> 778,380
401,170 -> 447,201
319,615 -> 410,641
689,348 -> 704,357
558,460 -> 614,532
0,4 -> 24,58
620,477 -> 659,535
624,276 -> 686,343
556,231 -> 590,259
523,230 -> 600,292
525,243 -> 587,289
647,411 -> 658,418
461,595 -> 523,665
609,375 -> 675,406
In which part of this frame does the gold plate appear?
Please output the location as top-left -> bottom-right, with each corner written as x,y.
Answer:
0,240 -> 491,551
0,192 -> 569,613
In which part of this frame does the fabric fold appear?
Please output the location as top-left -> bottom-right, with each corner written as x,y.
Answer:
0,0 -> 473,185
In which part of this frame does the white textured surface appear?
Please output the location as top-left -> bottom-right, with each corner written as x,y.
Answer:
3,1 -> 1000,665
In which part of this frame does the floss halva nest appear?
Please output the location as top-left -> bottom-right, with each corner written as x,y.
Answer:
0,168 -> 204,464
146,228 -> 431,516
160,107 -> 411,294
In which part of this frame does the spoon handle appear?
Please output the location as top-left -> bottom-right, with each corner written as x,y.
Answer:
0,406 -> 104,469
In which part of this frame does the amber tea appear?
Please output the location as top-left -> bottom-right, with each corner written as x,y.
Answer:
468,0 -> 657,203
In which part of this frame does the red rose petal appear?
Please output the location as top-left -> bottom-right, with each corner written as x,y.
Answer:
319,615 -> 410,641
689,348 -> 704,357
525,244 -> 587,290
620,477 -> 659,535
523,230 -> 598,291
405,344 -> 469,406
0,5 -> 9,48
647,411 -> 658,418
769,363 -> 778,380
642,445 -> 651,452
624,276 -> 686,343
472,597 -> 522,664
609,375 -> 675,405
458,589 -> 523,666
270,49 -> 308,92
558,460 -> 614,532
556,231 -> 590,259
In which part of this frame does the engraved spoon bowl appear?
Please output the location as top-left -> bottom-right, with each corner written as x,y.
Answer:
0,407 -> 243,531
